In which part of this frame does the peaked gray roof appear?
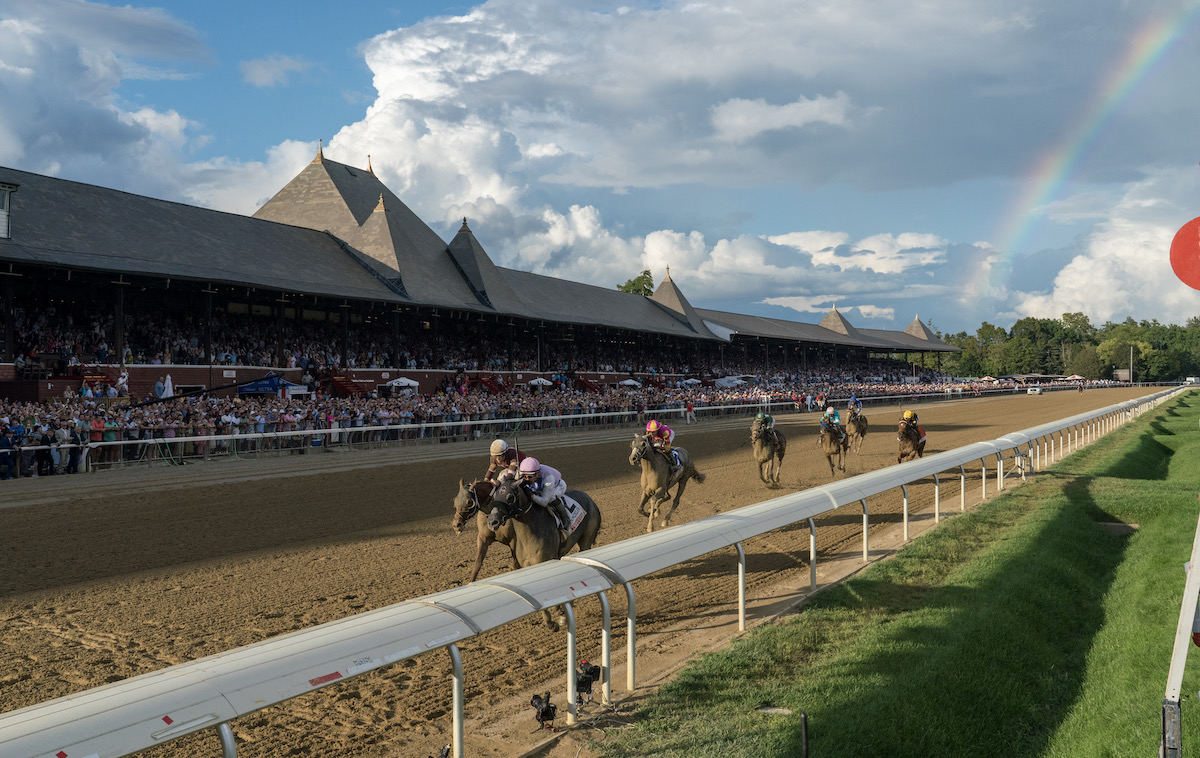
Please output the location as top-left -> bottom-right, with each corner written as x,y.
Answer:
696,308 -> 959,353
253,155 -> 498,312
817,307 -> 864,339
0,165 -> 406,302
904,315 -> 940,342
445,219 -> 532,314
649,267 -> 719,340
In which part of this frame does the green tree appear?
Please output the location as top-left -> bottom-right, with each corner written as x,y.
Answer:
1066,345 -> 1103,379
616,270 -> 654,296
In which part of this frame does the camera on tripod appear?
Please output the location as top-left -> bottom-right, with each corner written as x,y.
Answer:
575,659 -> 602,705
530,691 -> 557,731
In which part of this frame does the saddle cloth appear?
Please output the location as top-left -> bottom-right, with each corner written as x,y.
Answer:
557,494 -> 588,534
899,426 -> 927,445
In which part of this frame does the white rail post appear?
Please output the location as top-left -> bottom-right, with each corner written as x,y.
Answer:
900,484 -> 910,541
565,602 -> 577,725
736,542 -> 747,632
449,644 -> 464,758
624,581 -> 637,691
218,722 -> 237,758
998,452 -> 1005,491
933,474 -> 940,523
980,457 -> 988,499
959,466 -> 966,511
861,499 -> 870,561
1161,499 -> 1200,757
598,592 -> 612,706
808,517 -> 818,590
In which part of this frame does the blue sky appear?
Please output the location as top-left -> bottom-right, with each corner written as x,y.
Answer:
3,0 -> 1200,337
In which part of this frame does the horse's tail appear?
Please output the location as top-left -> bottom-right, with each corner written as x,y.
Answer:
692,467 -> 707,484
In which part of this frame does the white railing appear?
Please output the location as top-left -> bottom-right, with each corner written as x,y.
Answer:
1161,494 -> 1200,757
0,387 -> 1184,758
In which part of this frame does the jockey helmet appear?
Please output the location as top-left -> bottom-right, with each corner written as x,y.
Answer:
903,410 -> 914,421
755,411 -> 765,421
646,420 -> 661,434
518,457 -> 540,479
824,407 -> 835,416
490,439 -> 509,456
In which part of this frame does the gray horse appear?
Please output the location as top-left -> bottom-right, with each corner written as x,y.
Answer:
750,419 -> 786,487
629,433 -> 706,533
487,478 -> 603,629
452,479 -> 519,583
846,409 -> 868,454
820,424 -> 848,477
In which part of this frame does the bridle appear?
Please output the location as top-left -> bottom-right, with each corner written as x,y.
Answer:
490,480 -> 534,525
630,435 -> 649,463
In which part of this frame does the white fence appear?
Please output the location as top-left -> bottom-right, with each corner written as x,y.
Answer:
0,387 -> 1184,758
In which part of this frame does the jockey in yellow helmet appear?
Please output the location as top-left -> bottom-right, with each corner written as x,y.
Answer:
646,419 -> 682,477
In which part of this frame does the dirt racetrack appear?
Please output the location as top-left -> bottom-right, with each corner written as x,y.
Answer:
0,387 -> 1153,757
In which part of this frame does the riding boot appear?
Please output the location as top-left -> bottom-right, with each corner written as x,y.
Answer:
549,497 -> 572,533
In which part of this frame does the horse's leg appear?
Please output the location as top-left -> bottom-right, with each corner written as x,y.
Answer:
660,480 -> 687,527
638,489 -> 652,517
468,533 -> 492,583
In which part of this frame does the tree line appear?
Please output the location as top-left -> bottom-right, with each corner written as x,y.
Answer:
915,312 -> 1200,382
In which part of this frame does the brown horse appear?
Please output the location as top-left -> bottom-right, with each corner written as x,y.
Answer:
819,424 -> 848,477
629,433 -> 706,532
846,409 -> 868,454
750,419 -> 786,486
897,421 -> 926,463
452,479 -> 519,583
487,478 -> 603,629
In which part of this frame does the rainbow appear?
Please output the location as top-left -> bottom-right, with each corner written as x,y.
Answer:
991,2 -> 1200,286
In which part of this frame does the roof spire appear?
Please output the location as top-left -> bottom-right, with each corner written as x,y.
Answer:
367,154 -> 374,175
374,193 -> 386,212
311,139 -> 324,164
665,265 -> 670,279
460,217 -> 470,232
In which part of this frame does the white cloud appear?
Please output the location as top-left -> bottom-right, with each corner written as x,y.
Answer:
240,54 -> 313,87
711,93 -> 852,143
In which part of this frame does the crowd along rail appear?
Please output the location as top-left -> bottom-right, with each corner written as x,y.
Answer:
0,387 -> 1184,758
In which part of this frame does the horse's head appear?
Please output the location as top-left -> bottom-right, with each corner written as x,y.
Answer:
751,419 -> 764,440
629,433 -> 649,465
487,478 -> 528,531
452,478 -> 492,534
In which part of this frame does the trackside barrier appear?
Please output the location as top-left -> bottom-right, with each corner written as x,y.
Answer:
1161,494 -> 1200,757
0,388 -> 1185,758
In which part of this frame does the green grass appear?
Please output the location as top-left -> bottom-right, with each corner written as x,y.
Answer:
592,394 -> 1200,758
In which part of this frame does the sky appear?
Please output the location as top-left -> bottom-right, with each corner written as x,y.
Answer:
3,0 -> 1200,337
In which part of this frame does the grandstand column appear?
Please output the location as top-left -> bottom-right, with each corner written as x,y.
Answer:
340,301 -> 351,372
113,279 -> 127,369
276,292 -> 287,369
203,286 -> 216,389
392,308 -> 401,369
2,274 -> 13,361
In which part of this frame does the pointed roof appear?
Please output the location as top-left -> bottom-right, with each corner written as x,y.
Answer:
904,314 -> 942,342
444,218 -> 530,312
252,156 -> 501,311
649,267 -> 719,339
818,306 -> 864,339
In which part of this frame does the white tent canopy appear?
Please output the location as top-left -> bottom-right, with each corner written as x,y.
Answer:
385,377 -> 420,387
528,377 -> 553,386
618,378 -> 641,386
681,378 -> 702,386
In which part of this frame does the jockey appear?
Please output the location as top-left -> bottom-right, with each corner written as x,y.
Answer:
820,406 -> 846,446
755,410 -> 775,430
902,409 -> 919,429
646,419 -> 682,478
517,456 -> 572,529
485,438 -> 527,484
847,395 -> 862,415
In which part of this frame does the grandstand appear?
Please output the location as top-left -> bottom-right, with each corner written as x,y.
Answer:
0,150 -> 957,400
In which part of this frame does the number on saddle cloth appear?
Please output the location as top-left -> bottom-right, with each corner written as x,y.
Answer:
558,494 -> 587,534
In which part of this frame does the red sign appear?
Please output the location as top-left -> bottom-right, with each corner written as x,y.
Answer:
1170,216 -> 1200,290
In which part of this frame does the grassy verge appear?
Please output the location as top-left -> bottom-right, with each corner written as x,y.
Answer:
592,393 -> 1200,758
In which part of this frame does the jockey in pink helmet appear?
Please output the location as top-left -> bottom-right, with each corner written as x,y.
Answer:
517,456 -> 571,529
646,419 -> 682,478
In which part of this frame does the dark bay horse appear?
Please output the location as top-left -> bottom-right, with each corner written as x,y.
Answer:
898,421 -> 927,463
629,433 -> 706,533
820,424 -> 847,477
750,419 -> 786,487
487,479 -> 603,629
452,479 -> 519,583
846,409 -> 868,454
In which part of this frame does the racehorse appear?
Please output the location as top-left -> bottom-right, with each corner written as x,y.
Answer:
819,424 -> 848,477
846,409 -> 868,455
750,419 -> 786,487
897,420 -> 926,463
452,478 -> 519,583
629,433 -> 706,532
486,478 -> 603,630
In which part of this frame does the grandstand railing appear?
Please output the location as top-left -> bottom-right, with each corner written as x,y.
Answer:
1,383 -> 1072,476
0,387 -> 1184,758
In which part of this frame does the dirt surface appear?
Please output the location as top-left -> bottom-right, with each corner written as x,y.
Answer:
0,388 -> 1151,758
